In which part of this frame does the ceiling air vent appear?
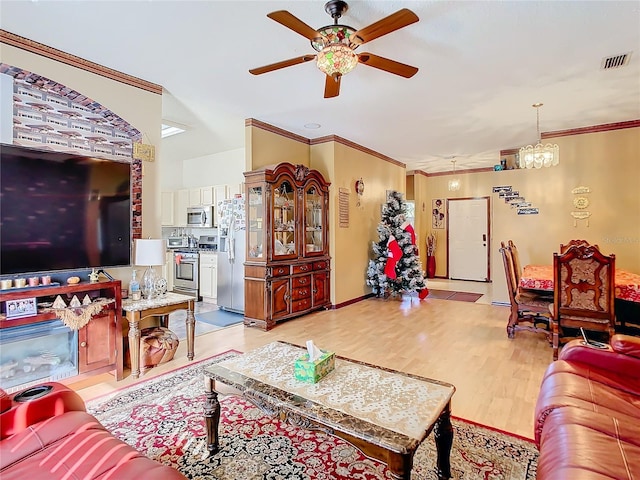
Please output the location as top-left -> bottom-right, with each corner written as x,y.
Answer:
601,52 -> 631,70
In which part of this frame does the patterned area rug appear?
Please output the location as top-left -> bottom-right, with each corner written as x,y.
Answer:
87,352 -> 538,480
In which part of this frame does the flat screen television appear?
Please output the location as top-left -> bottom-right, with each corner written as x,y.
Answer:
0,144 -> 132,275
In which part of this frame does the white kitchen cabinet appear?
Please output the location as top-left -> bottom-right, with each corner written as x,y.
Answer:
201,186 -> 215,205
227,183 -> 243,197
189,188 -> 202,207
199,252 -> 217,303
213,184 -> 228,203
161,191 -> 175,226
175,189 -> 189,226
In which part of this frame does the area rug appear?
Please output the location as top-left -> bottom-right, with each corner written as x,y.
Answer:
195,309 -> 244,327
427,289 -> 484,303
86,352 -> 538,480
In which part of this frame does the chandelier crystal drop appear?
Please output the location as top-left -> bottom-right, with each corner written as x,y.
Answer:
519,103 -> 560,169
448,159 -> 461,191
316,44 -> 358,77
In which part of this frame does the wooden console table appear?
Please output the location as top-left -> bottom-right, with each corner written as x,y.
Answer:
122,292 -> 195,379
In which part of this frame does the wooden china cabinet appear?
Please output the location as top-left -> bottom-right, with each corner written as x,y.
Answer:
243,163 -> 331,331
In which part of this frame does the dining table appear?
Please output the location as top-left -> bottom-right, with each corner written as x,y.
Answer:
520,264 -> 640,303
520,264 -> 640,333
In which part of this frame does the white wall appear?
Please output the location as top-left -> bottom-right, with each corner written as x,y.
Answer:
158,151 -> 184,190
181,148 -> 245,188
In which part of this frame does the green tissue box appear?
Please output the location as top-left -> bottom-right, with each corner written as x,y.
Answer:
294,350 -> 335,383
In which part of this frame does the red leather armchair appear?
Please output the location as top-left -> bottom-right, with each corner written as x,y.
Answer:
0,382 -> 187,480
534,335 -> 640,479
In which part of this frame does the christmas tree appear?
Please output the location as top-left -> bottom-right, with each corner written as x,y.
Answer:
366,191 -> 428,298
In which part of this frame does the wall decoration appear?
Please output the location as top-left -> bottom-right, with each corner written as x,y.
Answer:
432,198 -> 445,229
338,188 -> 349,228
517,207 -> 539,215
571,211 -> 592,226
354,178 -> 365,207
573,197 -> 590,209
571,185 -> 591,227
133,143 -> 155,162
492,186 -> 512,193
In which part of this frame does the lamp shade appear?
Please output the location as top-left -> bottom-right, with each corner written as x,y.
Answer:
134,239 -> 166,266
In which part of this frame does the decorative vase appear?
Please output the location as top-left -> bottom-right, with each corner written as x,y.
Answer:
427,256 -> 436,278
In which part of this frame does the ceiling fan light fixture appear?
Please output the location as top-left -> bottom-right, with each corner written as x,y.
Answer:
316,44 -> 358,77
518,103 -> 560,169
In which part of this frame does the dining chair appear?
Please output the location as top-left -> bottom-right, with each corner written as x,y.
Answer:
507,240 -> 524,286
559,239 -> 600,254
500,242 -> 552,340
551,244 -> 616,360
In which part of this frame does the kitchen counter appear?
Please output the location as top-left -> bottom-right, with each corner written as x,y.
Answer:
167,247 -> 218,253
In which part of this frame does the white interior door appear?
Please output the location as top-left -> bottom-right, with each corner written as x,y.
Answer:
448,198 -> 490,281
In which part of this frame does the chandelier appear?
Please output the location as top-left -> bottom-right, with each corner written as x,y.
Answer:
519,103 -> 559,169
316,43 -> 358,78
448,159 -> 461,191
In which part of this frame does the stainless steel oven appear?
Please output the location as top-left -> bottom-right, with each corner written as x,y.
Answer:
173,250 -> 200,299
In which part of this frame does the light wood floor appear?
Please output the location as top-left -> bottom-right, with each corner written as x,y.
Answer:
70,292 -> 553,440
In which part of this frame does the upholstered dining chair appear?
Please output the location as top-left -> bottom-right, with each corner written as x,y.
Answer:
560,239 -> 600,254
500,242 -> 552,340
551,244 -> 616,360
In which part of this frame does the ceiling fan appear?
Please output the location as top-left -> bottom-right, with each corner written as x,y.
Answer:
249,0 -> 419,98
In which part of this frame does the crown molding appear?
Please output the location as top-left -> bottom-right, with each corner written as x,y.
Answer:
0,29 -> 162,95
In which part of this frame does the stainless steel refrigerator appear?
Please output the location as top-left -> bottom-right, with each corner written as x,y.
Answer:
217,195 -> 245,313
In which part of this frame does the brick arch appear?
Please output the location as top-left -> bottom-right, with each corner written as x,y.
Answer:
1,63 -> 142,239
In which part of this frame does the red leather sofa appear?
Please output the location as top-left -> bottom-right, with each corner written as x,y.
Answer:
0,382 -> 186,480
534,334 -> 640,479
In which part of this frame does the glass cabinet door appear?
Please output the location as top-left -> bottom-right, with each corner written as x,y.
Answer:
304,184 -> 324,254
273,180 -> 296,257
247,186 -> 264,259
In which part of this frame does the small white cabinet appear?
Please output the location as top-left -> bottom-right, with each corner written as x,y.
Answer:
161,191 -> 175,226
201,187 -> 215,205
199,252 -> 217,302
174,189 -> 189,226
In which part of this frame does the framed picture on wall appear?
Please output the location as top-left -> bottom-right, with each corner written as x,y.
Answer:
432,198 -> 445,229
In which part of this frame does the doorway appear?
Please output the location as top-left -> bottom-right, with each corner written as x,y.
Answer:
448,197 -> 490,281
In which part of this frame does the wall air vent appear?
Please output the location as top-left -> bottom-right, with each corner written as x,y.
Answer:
601,52 -> 631,70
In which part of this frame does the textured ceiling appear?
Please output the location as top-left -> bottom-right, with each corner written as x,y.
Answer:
1,1 -> 639,173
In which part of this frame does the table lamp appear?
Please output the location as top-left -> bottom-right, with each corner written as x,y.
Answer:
134,238 -> 166,300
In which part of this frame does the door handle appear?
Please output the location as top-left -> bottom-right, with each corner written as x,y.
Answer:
482,234 -> 486,241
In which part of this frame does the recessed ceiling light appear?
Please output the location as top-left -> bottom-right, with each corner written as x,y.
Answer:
161,123 -> 186,138
304,123 -> 321,129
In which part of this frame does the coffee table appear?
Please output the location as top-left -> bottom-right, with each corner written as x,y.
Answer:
203,341 -> 456,479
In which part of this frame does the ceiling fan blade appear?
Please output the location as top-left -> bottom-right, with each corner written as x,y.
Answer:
358,53 -> 418,78
249,55 -> 316,75
351,9 -> 419,45
267,10 -> 322,41
324,74 -> 341,98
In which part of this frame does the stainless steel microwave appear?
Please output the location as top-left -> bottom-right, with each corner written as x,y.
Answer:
187,206 -> 213,227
